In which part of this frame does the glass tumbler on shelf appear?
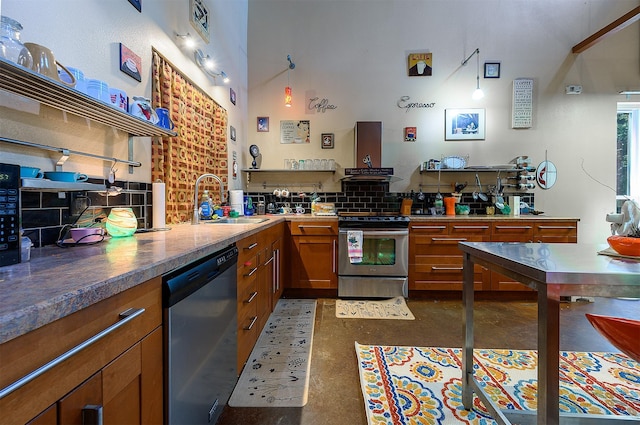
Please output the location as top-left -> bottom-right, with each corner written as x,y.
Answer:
305,159 -> 313,170
321,159 -> 328,170
284,159 -> 291,170
298,160 -> 304,170
328,159 -> 335,170
0,16 -> 33,68
313,159 -> 321,170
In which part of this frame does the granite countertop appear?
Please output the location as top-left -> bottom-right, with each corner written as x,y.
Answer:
0,213 -> 578,345
0,216 -> 290,345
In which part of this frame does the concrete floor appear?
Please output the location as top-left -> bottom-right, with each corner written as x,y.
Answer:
218,297 -> 640,425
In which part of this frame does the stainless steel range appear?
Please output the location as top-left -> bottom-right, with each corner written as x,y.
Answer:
338,215 -> 409,298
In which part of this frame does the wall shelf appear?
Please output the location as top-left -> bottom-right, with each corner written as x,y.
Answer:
21,178 -> 106,192
241,169 -> 335,190
0,58 -> 177,137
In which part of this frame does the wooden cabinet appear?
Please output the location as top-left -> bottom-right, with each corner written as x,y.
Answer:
489,219 -> 578,290
236,232 -> 264,372
288,221 -> 338,289
409,218 -> 579,292
0,278 -> 163,425
409,221 -> 490,291
236,223 -> 285,373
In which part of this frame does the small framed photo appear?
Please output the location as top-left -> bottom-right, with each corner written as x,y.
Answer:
230,125 -> 236,141
404,127 -> 416,142
321,133 -> 334,149
257,116 -> 269,132
445,108 -> 485,140
230,88 -> 236,105
484,62 -> 500,78
119,43 -> 142,82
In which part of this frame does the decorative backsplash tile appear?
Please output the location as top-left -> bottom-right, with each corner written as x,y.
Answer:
22,179 -> 534,247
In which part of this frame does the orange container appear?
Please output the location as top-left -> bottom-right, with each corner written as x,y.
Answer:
444,197 -> 456,216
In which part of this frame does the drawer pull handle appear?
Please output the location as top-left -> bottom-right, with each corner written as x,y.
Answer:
298,225 -> 333,229
494,226 -> 532,230
0,307 -> 145,400
244,316 -> 258,330
431,266 -> 463,271
412,225 -> 447,230
244,242 -> 258,250
537,226 -> 576,230
452,226 -> 489,230
244,267 -> 258,277
245,291 -> 258,304
431,237 -> 468,241
82,405 -> 103,425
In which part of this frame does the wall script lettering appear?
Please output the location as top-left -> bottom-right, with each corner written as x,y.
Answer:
397,96 -> 436,112
308,97 -> 337,113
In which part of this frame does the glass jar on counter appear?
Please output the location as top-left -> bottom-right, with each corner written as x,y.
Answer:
0,16 -> 33,68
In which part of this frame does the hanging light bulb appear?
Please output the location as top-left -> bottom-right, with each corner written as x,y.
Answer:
285,86 -> 292,107
462,48 -> 484,100
284,54 -> 295,107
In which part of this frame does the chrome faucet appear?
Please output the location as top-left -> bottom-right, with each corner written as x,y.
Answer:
192,173 -> 226,225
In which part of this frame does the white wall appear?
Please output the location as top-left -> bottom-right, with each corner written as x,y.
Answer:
247,0 -> 640,244
0,0 -> 248,190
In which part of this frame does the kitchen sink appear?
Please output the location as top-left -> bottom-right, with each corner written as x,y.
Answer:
205,217 -> 269,224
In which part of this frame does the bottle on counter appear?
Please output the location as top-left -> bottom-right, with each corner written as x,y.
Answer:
199,190 -> 213,220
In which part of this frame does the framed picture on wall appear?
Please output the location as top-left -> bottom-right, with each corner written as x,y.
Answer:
119,43 -> 142,82
321,133 -> 334,149
190,0 -> 210,43
445,108 -> 485,140
230,88 -> 236,105
484,62 -> 501,78
257,117 -> 269,132
230,125 -> 236,141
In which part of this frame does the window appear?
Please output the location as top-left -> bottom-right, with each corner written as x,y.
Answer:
616,102 -> 640,211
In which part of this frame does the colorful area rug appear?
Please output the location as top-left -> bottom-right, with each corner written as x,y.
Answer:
228,299 -> 316,407
336,297 -> 415,320
356,343 -> 640,424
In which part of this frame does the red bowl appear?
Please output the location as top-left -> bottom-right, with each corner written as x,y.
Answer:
607,235 -> 640,257
586,314 -> 640,362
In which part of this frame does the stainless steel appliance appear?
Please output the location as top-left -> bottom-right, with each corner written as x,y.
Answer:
0,163 -> 20,267
338,215 -> 409,298
163,244 -> 238,425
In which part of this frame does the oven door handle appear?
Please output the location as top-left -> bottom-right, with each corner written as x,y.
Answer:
339,229 -> 408,237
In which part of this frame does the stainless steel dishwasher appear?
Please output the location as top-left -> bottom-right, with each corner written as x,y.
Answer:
162,244 -> 238,425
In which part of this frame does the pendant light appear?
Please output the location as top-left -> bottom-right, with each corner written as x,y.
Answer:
462,48 -> 484,100
285,55 -> 295,107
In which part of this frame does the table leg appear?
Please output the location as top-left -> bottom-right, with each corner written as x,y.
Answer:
462,252 -> 475,410
537,284 -> 561,425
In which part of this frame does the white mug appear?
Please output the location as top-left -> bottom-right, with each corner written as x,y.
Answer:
281,188 -> 289,198
273,188 -> 281,197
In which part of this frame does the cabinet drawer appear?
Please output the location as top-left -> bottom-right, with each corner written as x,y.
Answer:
289,221 -> 337,236
450,222 -> 490,236
0,278 -> 162,424
534,222 -> 577,243
410,222 -> 449,234
492,223 -> 534,240
237,235 -> 261,263
411,234 -> 488,256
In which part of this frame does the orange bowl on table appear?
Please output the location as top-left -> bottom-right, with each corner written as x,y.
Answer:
585,314 -> 640,362
607,235 -> 640,257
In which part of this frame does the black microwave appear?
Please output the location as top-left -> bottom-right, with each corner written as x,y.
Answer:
0,163 -> 21,267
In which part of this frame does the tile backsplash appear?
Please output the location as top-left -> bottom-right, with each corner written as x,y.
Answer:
21,179 -> 534,247
21,180 -> 151,247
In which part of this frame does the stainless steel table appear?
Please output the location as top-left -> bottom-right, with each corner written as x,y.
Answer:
460,242 -> 640,425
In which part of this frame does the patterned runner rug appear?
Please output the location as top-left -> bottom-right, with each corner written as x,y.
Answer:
228,299 -> 316,407
356,343 -> 640,424
336,297 -> 415,320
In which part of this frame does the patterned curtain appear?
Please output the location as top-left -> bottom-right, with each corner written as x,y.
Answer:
151,51 -> 228,224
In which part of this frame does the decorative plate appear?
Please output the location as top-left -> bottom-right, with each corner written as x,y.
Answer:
441,156 -> 467,169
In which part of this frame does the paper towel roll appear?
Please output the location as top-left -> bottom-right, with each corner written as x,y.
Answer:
230,189 -> 244,216
152,181 -> 166,229
509,196 -> 520,217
